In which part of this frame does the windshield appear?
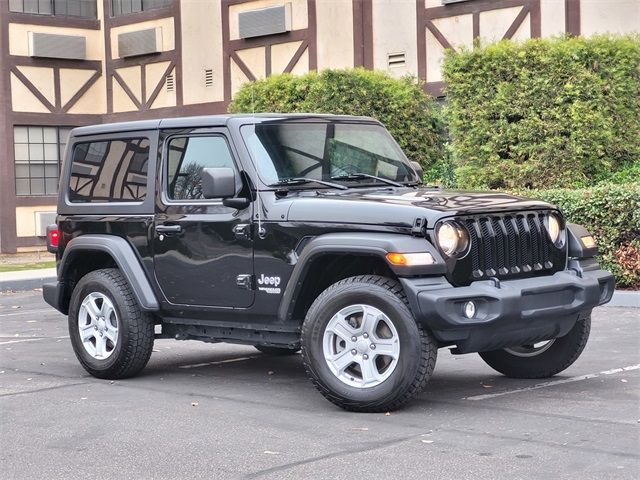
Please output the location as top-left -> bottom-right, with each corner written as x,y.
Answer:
240,122 -> 417,187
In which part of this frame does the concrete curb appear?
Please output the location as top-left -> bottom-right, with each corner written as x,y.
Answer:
0,276 -> 56,292
607,290 -> 640,308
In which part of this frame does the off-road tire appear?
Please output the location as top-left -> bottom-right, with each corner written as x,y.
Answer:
68,268 -> 154,379
301,275 -> 437,413
479,314 -> 591,379
254,345 -> 300,355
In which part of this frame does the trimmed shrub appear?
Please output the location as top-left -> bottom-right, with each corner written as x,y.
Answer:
515,183 -> 640,288
229,68 -> 446,178
443,35 -> 640,189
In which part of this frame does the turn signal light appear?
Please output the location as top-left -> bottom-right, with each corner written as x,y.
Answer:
386,252 -> 435,266
581,235 -> 596,248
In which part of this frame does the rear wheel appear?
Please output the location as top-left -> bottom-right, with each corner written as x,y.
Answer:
301,275 -> 437,412
479,314 -> 591,379
254,345 -> 300,355
68,268 -> 154,379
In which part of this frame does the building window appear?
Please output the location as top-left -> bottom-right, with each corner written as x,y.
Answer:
111,0 -> 172,17
14,126 -> 72,196
8,0 -> 98,18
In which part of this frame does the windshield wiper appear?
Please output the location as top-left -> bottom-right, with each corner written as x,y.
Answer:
269,177 -> 348,190
330,173 -> 404,187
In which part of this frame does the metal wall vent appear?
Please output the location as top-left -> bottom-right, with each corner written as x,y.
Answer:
238,3 -> 292,39
35,211 -> 57,237
28,32 -> 86,60
118,27 -> 162,58
387,52 -> 406,68
204,69 -> 213,87
166,73 -> 174,92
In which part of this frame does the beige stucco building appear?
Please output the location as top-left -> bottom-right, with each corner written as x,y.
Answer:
0,0 -> 638,253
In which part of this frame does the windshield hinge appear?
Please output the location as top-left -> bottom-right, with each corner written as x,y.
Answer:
411,217 -> 427,237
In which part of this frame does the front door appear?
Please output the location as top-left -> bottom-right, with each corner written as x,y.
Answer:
153,131 -> 254,308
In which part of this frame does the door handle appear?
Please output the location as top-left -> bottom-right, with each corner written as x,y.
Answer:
155,224 -> 182,234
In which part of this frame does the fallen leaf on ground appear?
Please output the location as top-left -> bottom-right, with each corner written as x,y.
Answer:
421,440 -> 434,444
191,401 -> 199,407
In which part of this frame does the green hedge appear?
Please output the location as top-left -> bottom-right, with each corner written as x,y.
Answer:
443,35 -> 640,189
514,183 -> 640,288
228,68 -> 446,176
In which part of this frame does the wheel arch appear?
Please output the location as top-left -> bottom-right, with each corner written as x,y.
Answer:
277,232 -> 445,325
57,235 -> 160,314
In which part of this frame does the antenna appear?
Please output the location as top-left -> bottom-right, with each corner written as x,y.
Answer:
251,83 -> 266,239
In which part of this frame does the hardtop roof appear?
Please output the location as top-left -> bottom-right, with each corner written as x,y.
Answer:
71,113 -> 379,137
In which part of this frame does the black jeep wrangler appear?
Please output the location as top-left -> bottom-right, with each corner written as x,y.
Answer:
43,114 -> 614,412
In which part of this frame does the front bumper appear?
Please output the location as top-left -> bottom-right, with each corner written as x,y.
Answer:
400,262 -> 615,354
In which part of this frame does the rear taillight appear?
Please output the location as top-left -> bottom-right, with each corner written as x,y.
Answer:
46,224 -> 59,253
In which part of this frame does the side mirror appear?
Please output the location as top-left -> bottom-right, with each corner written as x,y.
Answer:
411,161 -> 424,183
202,167 -> 236,199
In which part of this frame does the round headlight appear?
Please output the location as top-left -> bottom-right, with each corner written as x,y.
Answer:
547,213 -> 562,245
437,221 -> 469,257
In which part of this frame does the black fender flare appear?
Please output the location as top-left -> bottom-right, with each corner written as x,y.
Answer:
277,232 -> 445,323
59,235 -> 160,311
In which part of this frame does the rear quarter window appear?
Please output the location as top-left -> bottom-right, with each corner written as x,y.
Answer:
68,138 -> 150,203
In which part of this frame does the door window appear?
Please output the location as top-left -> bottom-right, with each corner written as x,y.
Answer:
166,136 -> 237,201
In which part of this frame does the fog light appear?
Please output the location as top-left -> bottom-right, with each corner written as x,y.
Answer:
463,301 -> 476,319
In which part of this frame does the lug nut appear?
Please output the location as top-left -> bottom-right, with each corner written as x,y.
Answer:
351,349 -> 357,355
351,336 -> 357,342
363,354 -> 369,360
370,344 -> 376,350
94,326 -> 98,330
363,333 -> 369,339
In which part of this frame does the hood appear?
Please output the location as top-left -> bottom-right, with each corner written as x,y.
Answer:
284,187 -> 555,229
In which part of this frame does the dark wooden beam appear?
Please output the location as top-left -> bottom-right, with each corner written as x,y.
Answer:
565,0 -> 581,35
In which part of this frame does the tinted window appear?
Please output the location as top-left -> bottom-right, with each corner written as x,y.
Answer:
69,138 -> 149,203
166,136 -> 236,201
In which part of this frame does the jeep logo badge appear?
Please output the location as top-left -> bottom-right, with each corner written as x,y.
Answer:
257,274 -> 281,294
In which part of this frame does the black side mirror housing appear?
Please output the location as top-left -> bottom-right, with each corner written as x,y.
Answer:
202,167 -> 236,199
411,161 -> 424,183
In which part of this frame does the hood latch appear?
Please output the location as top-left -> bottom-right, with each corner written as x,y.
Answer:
411,217 -> 427,237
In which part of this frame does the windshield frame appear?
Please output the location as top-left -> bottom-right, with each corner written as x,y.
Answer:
237,118 -> 420,190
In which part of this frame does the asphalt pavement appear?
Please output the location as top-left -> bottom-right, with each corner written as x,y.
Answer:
1,290 -> 638,480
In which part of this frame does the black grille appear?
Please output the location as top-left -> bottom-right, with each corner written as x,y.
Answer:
449,211 -> 564,285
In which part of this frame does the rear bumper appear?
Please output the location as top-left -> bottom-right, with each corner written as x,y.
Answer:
400,262 -> 615,354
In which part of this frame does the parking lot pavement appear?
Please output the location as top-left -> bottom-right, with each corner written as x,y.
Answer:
0,290 -> 638,480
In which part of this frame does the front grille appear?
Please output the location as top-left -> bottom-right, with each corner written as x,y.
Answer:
447,211 -> 565,285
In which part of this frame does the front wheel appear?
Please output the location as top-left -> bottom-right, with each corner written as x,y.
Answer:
479,314 -> 591,379
301,275 -> 437,412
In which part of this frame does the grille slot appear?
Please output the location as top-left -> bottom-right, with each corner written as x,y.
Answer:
456,211 -> 561,284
